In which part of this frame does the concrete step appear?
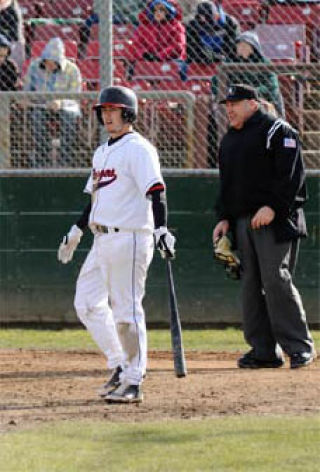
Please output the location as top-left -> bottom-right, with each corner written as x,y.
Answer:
302,131 -> 320,149
302,150 -> 320,169
302,110 -> 320,131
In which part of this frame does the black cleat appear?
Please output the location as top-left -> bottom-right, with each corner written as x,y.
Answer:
238,350 -> 284,369
290,352 -> 315,369
98,365 -> 123,398
105,383 -> 143,404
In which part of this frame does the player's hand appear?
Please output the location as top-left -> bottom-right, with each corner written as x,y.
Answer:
154,227 -> 176,259
251,206 -> 275,230
57,225 -> 83,264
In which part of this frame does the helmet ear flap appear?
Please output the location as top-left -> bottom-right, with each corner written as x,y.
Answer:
122,109 -> 136,123
96,107 -> 104,125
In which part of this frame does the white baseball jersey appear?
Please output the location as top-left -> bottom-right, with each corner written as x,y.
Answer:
85,132 -> 164,232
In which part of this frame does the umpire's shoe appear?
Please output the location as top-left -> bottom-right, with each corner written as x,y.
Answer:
290,351 -> 315,369
238,350 -> 284,369
98,365 -> 122,398
105,382 -> 143,404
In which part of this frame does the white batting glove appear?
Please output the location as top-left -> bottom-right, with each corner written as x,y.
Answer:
57,225 -> 83,264
154,227 -> 176,259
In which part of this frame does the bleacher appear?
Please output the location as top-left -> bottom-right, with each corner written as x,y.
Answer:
12,0 -> 320,168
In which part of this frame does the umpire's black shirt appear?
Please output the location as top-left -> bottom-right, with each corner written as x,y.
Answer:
216,108 -> 307,241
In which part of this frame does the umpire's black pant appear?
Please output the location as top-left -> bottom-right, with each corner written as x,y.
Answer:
236,216 -> 314,360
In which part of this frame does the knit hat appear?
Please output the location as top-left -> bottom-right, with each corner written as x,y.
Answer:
236,31 -> 262,56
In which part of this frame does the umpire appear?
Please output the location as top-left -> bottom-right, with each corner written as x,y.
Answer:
213,84 -> 315,369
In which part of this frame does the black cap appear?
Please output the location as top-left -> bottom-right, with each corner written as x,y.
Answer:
219,84 -> 259,104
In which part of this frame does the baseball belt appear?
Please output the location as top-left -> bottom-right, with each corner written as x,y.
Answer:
92,225 -> 120,234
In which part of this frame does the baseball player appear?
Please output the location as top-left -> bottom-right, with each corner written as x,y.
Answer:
57,85 -> 175,403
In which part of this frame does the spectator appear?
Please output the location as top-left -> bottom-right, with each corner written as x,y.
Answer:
224,31 -> 285,117
0,32 -> 20,90
23,37 -> 82,167
129,0 -> 186,62
0,0 -> 25,69
186,2 -> 240,64
208,31 -> 285,167
78,1 -> 145,59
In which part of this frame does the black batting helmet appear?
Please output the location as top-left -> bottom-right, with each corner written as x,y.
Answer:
94,85 -> 138,125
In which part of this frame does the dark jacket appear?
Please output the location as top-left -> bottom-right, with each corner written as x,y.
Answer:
186,2 -> 240,63
0,0 -> 24,43
0,56 -> 19,90
0,32 -> 19,90
216,108 -> 307,242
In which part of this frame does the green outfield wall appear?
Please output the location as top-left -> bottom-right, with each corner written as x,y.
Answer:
0,170 -> 319,326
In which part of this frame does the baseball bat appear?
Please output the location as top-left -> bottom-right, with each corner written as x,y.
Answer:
165,259 -> 187,377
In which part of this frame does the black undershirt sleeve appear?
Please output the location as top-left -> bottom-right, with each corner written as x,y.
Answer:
76,201 -> 91,231
146,184 -> 167,229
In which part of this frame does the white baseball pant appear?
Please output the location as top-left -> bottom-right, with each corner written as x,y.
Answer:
74,230 -> 154,385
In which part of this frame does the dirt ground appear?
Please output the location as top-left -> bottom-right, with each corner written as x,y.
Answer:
1,349 -> 319,433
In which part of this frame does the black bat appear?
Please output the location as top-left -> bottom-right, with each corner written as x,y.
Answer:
166,259 -> 187,377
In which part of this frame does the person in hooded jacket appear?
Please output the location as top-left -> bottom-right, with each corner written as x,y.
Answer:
23,37 -> 82,167
0,32 -> 20,90
224,31 -> 285,117
186,1 -> 240,63
130,0 -> 186,62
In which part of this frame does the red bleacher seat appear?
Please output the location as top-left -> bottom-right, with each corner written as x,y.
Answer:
186,63 -> 217,80
260,42 -> 296,62
31,40 -> 78,60
113,24 -> 136,40
224,1 -> 261,28
186,80 -> 212,95
126,80 -> 153,92
85,40 -> 133,60
31,23 -> 80,42
132,61 -> 181,81
152,79 -> 212,95
19,3 -> 35,19
113,39 -> 133,60
255,24 -> 307,62
90,24 -> 99,41
20,0 -> 92,18
78,59 -> 127,89
86,41 -> 99,58
267,4 -> 320,26
255,24 -> 306,45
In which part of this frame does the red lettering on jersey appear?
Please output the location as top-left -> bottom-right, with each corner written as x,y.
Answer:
92,168 -> 117,191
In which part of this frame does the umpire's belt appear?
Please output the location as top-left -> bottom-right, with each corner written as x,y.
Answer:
93,224 -> 120,234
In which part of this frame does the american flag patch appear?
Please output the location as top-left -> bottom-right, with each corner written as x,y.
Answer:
284,137 -> 296,148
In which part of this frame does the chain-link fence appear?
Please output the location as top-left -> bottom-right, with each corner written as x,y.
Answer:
0,0 -> 319,168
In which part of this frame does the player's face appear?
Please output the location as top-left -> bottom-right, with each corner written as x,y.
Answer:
225,99 -> 258,129
101,106 -> 127,137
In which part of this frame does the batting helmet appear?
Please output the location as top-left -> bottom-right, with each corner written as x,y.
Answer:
94,85 -> 138,125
